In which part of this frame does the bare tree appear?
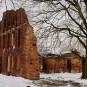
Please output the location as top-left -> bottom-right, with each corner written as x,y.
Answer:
30,0 -> 87,78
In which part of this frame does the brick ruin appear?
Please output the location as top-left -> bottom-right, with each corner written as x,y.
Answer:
61,53 -> 82,73
43,55 -> 67,73
43,53 -> 82,73
0,8 -> 40,79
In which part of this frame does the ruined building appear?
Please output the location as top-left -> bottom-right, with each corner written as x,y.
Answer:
43,53 -> 82,73
0,8 -> 40,79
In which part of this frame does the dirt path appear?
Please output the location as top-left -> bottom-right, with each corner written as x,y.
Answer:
31,79 -> 85,87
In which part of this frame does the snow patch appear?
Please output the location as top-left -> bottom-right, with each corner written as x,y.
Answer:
0,73 -> 87,87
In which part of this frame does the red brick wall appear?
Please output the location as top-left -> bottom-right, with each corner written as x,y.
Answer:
0,8 -> 40,79
43,58 -> 57,73
43,53 -> 82,73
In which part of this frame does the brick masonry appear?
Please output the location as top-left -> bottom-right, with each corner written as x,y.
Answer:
0,8 -> 40,79
43,53 -> 82,73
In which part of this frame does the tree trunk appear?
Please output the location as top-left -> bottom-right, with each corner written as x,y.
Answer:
82,58 -> 87,79
81,35 -> 87,79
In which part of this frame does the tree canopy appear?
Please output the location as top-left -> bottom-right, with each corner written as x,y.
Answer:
32,0 -> 87,79
30,0 -> 87,56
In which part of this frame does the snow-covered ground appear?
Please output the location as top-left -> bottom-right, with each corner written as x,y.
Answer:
0,73 -> 87,87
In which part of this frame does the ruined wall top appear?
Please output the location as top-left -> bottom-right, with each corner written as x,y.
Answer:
0,8 -> 34,50
2,8 -> 28,31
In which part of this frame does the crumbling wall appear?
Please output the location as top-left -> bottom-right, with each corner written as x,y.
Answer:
0,8 -> 40,79
43,53 -> 82,73
61,53 -> 82,73
43,58 -> 57,73
56,58 -> 67,73
43,57 -> 67,73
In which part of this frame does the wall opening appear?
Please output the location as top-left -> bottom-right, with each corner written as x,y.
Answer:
12,32 -> 15,49
67,59 -> 71,73
18,29 -> 20,48
7,56 -> 11,74
33,43 -> 36,46
16,55 -> 20,72
3,35 -> 5,49
8,34 -> 10,48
